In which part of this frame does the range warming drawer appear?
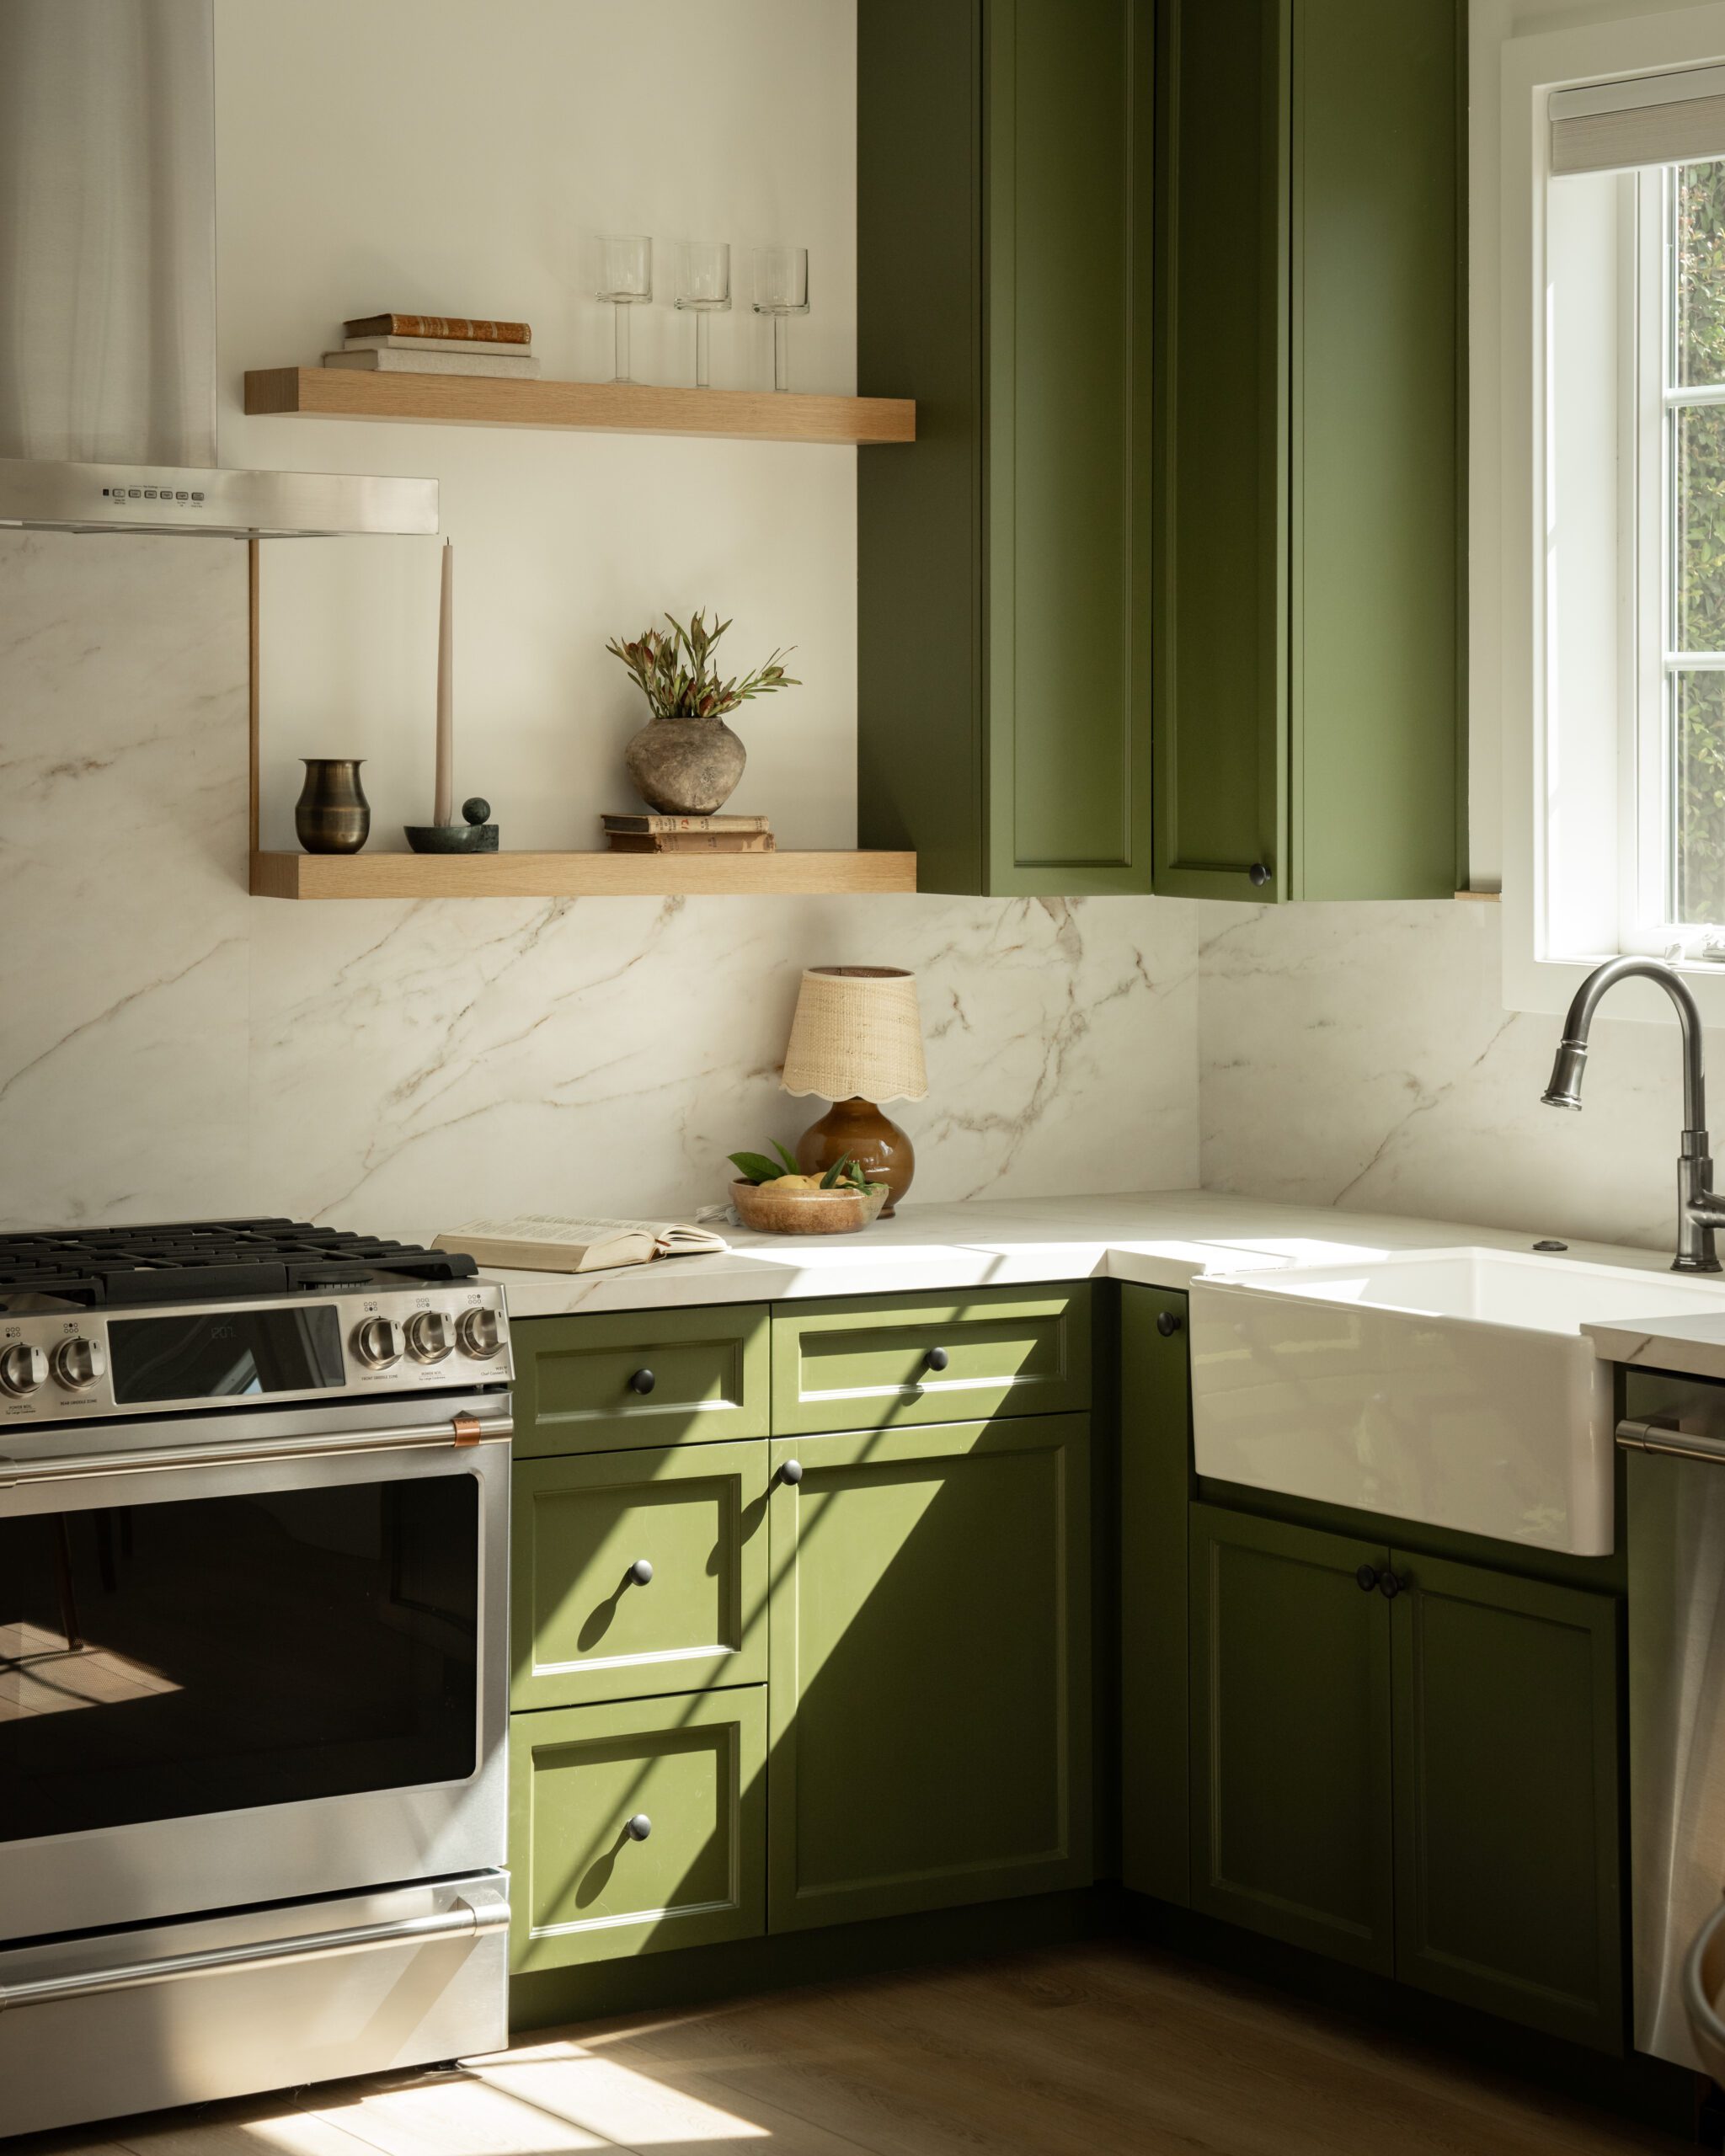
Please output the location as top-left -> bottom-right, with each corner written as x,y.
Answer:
0,1870 -> 510,2139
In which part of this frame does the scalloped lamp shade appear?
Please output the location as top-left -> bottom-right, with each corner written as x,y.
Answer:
781,966 -> 927,1103
781,967 -> 927,1216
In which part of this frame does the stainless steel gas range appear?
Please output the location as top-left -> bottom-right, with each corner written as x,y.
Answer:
0,1220 -> 514,2139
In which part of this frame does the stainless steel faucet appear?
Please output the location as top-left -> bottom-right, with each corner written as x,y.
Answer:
1541,955 -> 1725,1272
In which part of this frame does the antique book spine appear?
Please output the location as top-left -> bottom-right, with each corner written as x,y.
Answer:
342,313 -> 532,344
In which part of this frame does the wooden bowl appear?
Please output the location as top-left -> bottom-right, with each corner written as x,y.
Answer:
730,1178 -> 888,1236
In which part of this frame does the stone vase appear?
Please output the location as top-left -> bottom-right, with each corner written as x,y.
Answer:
624,716 -> 747,816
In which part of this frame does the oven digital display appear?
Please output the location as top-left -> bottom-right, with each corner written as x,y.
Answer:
109,1305 -> 346,1402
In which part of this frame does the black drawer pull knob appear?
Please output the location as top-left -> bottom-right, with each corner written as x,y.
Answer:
1379,1568 -> 1408,1599
1248,862 -> 1272,888
924,1346 -> 950,1372
1156,1310 -> 1183,1337
778,1460 -> 804,1486
1355,1564 -> 1380,1593
625,1813 -> 652,1842
628,1368 -> 655,1396
628,1558 -> 654,1587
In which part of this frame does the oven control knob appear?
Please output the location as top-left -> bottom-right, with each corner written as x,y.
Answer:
0,1342 -> 47,1396
456,1306 -> 502,1359
354,1315 -> 403,1369
405,1310 -> 455,1364
51,1336 -> 106,1390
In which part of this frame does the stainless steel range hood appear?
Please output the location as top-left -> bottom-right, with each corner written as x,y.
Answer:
0,0 -> 437,537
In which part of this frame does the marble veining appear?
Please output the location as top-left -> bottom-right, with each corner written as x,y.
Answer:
1,534 -> 1199,1240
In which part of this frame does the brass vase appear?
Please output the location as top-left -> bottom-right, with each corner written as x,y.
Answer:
295,759 -> 371,854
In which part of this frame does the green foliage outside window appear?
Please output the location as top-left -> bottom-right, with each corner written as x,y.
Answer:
1674,163 -> 1725,925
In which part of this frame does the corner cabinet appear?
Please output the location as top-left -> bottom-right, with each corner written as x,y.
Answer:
857,0 -> 1153,896
1152,0 -> 1461,901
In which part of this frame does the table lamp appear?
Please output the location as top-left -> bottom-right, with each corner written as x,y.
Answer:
782,966 -> 927,1215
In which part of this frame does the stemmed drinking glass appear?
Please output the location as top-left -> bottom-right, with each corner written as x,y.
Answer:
675,242 -> 731,390
597,235 -> 653,385
752,245 -> 809,392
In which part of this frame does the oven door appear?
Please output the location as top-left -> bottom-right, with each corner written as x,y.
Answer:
0,1394 -> 509,1941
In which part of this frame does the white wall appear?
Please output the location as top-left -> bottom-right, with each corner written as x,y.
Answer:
0,3 -> 1202,1241
216,0 -> 861,853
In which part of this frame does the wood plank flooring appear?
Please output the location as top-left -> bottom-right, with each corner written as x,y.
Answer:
5,1940 -> 1685,2156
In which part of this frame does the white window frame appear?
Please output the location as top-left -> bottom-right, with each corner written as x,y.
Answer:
1495,1 -> 1725,1026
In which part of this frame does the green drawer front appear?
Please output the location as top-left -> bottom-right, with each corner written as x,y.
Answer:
511,1442 -> 770,1711
513,1305 -> 769,1458
771,1285 -> 1091,1434
509,1689 -> 766,1972
509,1440 -> 772,1707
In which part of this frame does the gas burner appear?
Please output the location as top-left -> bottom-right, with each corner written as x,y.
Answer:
0,1219 -> 477,1309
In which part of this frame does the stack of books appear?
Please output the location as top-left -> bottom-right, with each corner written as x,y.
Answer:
602,814 -> 777,855
322,313 -> 541,379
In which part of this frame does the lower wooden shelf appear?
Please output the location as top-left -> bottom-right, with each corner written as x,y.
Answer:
250,849 -> 918,899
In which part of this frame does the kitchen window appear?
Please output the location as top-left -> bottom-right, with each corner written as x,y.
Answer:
1498,30 -> 1725,1021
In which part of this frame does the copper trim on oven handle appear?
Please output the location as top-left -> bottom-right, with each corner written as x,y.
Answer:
0,1893 -> 511,2011
0,1412 -> 513,1489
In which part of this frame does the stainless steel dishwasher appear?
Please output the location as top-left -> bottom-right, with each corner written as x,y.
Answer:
1621,1373 -> 1725,2069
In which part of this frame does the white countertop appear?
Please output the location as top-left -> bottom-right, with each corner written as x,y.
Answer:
1582,1309 -> 1725,1383
487,1188 -> 1705,1329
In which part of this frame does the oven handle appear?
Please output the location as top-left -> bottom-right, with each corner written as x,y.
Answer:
0,1892 -> 511,2011
0,1411 -> 512,1489
1616,1415 -> 1725,1465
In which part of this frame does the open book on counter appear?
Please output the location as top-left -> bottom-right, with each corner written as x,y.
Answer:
431,1214 -> 729,1274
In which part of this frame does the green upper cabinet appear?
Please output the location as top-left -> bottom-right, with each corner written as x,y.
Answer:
857,0 -> 1153,895
1152,0 -> 1461,900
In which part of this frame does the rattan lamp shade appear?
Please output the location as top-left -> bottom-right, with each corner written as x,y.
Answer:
781,966 -> 927,1103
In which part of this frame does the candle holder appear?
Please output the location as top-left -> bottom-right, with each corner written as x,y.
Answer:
405,797 -> 498,853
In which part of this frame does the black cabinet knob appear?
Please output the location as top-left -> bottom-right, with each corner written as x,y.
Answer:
628,1368 -> 655,1396
1355,1564 -> 1381,1593
924,1346 -> 950,1372
628,1558 -> 654,1587
1379,1568 -> 1408,1599
1248,862 -> 1272,888
625,1813 -> 652,1842
1156,1310 -> 1183,1337
779,1460 -> 804,1486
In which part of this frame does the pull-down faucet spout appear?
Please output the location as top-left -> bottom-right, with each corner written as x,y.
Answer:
1541,955 -> 1722,1272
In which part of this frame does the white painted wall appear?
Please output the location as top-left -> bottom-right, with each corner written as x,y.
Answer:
215,0 -> 861,854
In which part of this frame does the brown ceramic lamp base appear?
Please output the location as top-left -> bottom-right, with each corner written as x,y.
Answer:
794,1097 -> 915,1216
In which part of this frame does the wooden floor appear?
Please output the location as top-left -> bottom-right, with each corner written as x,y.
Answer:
7,1940 -> 1685,2156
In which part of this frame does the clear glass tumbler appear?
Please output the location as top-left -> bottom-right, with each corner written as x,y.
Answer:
675,241 -> 732,390
752,245 -> 809,392
597,234 -> 653,384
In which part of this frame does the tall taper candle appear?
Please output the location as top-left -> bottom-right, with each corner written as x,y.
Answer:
434,538 -> 454,826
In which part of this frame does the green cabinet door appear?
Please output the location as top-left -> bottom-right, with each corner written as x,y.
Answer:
513,1305 -> 769,1460
509,1689 -> 766,1972
1152,0 -> 1458,901
1119,1285 -> 1190,1906
857,0 -> 1152,896
767,1416 -> 1092,1931
511,1441 -> 769,1711
1390,1552 -> 1626,2052
1188,1504 -> 1394,1970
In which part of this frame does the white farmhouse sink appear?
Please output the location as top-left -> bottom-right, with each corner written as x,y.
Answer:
1189,1247 -> 1725,1553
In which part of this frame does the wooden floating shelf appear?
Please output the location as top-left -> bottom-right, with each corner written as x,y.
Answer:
250,849 -> 919,900
244,368 -> 916,446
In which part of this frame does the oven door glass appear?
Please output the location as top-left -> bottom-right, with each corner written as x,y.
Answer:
0,1475 -> 478,1842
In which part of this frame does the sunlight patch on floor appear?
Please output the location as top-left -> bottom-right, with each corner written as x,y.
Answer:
469,2054 -> 771,2146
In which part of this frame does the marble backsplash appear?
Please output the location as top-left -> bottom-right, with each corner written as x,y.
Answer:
1199,897 -> 1713,1255
0,534 -> 1199,1239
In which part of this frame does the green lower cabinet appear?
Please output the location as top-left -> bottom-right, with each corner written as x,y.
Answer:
509,1689 -> 766,1972
1390,1551 -> 1624,2051
512,1305 -> 769,1459
767,1416 -> 1092,1931
510,1440 -> 769,1710
1188,1504 -> 1396,1970
1188,1505 -> 1626,2051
